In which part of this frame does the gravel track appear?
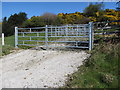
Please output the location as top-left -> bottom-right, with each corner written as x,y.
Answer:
0,49 -> 89,88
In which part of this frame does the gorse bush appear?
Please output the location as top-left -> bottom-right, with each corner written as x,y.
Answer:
2,3 -> 120,36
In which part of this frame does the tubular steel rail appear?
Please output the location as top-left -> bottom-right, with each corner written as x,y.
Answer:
15,22 -> 93,50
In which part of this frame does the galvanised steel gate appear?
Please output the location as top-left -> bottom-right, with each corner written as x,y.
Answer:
15,22 -> 93,50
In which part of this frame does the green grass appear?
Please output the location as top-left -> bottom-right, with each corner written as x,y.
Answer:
2,35 -> 15,56
64,38 -> 119,88
2,45 -> 14,56
4,35 -> 15,47
18,33 -> 62,46
1,34 -> 61,55
1,35 -> 35,55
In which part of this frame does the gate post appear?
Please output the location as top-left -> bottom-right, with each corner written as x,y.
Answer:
2,33 -> 5,46
66,25 -> 68,36
45,25 -> 48,49
15,27 -> 18,48
89,22 -> 93,51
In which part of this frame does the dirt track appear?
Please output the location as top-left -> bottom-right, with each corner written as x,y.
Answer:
0,49 -> 89,88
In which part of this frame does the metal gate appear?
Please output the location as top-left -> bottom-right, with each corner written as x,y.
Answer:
15,22 -> 93,50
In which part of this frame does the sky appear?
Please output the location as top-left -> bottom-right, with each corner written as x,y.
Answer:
1,2 -> 118,20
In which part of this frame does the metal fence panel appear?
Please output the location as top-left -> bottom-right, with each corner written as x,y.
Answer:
15,22 -> 93,50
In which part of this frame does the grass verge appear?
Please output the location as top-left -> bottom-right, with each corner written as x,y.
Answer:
64,38 -> 119,88
2,35 -> 15,56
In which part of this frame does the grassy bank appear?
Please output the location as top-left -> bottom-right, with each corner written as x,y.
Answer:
64,38 -> 119,88
2,35 -> 34,56
2,35 -> 15,56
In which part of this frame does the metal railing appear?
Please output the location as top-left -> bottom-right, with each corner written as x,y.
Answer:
15,22 -> 93,50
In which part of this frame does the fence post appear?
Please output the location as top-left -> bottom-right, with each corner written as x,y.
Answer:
45,25 -> 48,50
15,27 -> 18,48
66,25 -> 68,36
89,22 -> 93,51
84,25 -> 87,35
2,33 -> 5,45
77,25 -> 79,36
